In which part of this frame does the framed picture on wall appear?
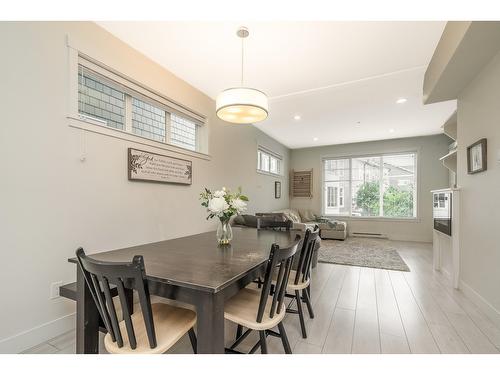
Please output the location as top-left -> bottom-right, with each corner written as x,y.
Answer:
467,138 -> 487,174
275,181 -> 281,199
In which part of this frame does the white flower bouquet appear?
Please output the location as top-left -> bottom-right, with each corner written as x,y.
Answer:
200,187 -> 249,244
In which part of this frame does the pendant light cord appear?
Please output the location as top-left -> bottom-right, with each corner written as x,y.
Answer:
241,34 -> 244,86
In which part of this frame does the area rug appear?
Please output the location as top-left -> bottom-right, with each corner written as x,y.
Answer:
318,237 -> 410,272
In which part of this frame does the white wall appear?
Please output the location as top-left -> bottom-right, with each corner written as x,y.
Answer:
456,48 -> 500,321
289,135 -> 450,242
0,22 -> 290,352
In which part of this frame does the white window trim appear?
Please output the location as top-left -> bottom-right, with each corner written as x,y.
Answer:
66,36 -> 210,161
321,150 -> 419,220
257,146 -> 283,177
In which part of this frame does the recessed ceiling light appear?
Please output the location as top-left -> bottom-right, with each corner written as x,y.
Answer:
313,137 -> 319,141
356,121 -> 361,125
389,129 -> 395,133
294,115 -> 301,121
396,98 -> 407,104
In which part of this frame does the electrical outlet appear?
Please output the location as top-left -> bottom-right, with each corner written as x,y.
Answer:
50,281 -> 63,299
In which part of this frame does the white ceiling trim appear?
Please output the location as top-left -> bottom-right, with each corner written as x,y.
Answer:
270,65 -> 427,101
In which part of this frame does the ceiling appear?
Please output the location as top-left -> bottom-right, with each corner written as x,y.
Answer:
98,21 -> 457,148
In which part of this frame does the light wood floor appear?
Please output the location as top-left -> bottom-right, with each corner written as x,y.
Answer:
22,240 -> 500,354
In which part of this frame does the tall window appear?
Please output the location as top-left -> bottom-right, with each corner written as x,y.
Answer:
323,152 -> 417,218
257,147 -> 282,175
77,59 -> 203,153
326,186 -> 344,208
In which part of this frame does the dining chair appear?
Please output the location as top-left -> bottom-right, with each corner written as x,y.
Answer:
75,248 -> 197,354
224,235 -> 301,354
253,214 -> 293,289
280,226 -> 319,338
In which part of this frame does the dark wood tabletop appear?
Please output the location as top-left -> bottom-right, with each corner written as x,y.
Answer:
70,226 -> 300,353
69,227 -> 297,293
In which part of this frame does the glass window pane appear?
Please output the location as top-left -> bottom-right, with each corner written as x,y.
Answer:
170,113 -> 197,151
131,97 -> 166,142
382,153 -> 416,217
351,157 -> 381,217
78,67 -> 125,130
323,158 -> 350,216
324,159 -> 349,182
324,181 -> 350,215
261,153 -> 270,172
270,157 -> 278,174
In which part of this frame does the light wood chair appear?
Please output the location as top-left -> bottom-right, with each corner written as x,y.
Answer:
224,235 -> 301,354
76,248 -> 197,354
280,226 -> 319,338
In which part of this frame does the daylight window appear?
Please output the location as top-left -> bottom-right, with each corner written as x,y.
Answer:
257,147 -> 282,176
323,152 -> 417,218
77,58 -> 203,153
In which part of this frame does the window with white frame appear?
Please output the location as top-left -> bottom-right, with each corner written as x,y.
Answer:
257,147 -> 282,175
323,152 -> 417,218
77,57 -> 203,153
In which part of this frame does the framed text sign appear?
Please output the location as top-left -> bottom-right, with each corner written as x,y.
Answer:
128,148 -> 192,185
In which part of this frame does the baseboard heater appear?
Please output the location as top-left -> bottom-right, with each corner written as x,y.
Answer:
351,232 -> 388,239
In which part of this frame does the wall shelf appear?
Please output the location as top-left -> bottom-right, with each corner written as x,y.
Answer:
440,148 -> 457,173
440,110 -> 458,174
442,110 -> 457,141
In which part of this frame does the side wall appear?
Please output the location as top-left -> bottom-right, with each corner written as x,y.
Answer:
0,22 -> 289,352
289,135 -> 450,242
457,48 -> 500,323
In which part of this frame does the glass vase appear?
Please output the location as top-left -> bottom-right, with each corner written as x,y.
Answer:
216,219 -> 233,245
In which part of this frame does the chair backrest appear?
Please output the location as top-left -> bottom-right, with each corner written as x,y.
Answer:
292,225 -> 319,285
256,235 -> 301,323
75,248 -> 156,350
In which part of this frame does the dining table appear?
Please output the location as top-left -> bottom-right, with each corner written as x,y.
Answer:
68,226 -> 299,354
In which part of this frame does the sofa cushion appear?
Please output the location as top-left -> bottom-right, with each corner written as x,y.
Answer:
233,215 -> 246,226
315,218 -> 346,231
278,209 -> 301,223
299,209 -> 316,222
233,214 -> 259,228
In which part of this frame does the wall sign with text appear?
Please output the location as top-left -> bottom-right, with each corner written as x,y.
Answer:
128,148 -> 192,185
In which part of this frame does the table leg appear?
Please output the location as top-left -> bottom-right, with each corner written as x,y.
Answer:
76,265 -> 100,354
195,291 -> 225,353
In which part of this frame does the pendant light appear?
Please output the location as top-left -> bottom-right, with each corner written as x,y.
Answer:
216,27 -> 268,124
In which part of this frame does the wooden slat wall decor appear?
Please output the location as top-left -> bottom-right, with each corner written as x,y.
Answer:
290,169 -> 313,198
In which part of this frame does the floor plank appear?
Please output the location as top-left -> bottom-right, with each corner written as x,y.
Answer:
293,341 -> 323,354
374,269 -> 410,353
389,271 -> 440,353
298,264 -> 345,347
352,267 -> 381,353
445,312 -> 499,354
336,266 -> 360,310
402,272 -> 469,353
322,307 -> 355,353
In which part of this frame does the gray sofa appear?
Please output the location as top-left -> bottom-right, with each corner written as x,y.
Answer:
272,208 -> 347,240
232,213 -> 321,268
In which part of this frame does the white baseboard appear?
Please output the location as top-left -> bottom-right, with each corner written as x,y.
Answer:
459,280 -> 500,328
0,313 -> 76,354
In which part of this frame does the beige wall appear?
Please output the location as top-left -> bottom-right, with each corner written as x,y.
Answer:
290,135 -> 450,242
0,22 -> 289,352
457,48 -> 500,318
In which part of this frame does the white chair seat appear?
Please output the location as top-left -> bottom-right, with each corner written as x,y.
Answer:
104,303 -> 196,354
224,288 -> 286,331
274,269 -> 310,291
